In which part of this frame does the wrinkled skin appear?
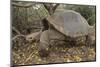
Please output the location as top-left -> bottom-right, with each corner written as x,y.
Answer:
38,28 -> 66,57
38,26 -> 95,57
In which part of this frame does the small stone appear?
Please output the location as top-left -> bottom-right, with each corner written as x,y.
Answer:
67,59 -> 71,62
38,58 -> 42,61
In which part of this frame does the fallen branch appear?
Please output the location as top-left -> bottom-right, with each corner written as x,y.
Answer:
12,26 -> 21,35
12,34 -> 26,41
43,3 -> 59,15
12,29 -> 42,42
24,51 -> 35,63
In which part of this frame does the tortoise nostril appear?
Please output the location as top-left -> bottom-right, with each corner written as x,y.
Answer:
29,37 -> 32,39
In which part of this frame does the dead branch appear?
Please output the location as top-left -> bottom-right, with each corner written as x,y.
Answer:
12,29 -> 42,42
87,14 -> 95,22
43,3 -> 59,15
12,26 -> 21,35
53,4 -> 59,12
12,34 -> 26,41
24,51 -> 34,63
43,3 -> 51,12
26,26 -> 41,29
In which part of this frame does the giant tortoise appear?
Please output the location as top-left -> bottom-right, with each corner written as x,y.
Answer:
38,10 -> 95,57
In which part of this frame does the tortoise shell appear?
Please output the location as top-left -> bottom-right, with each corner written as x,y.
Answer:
46,10 -> 90,37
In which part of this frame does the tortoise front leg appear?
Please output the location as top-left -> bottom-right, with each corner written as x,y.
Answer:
38,30 -> 50,57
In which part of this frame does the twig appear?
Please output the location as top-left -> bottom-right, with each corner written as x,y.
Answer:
87,14 -> 95,22
24,51 -> 34,63
12,26 -> 21,35
12,34 -> 26,41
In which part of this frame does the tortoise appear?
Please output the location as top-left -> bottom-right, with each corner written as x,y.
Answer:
38,10 -> 95,57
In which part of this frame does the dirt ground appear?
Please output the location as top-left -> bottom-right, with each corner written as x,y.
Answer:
12,37 -> 96,65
